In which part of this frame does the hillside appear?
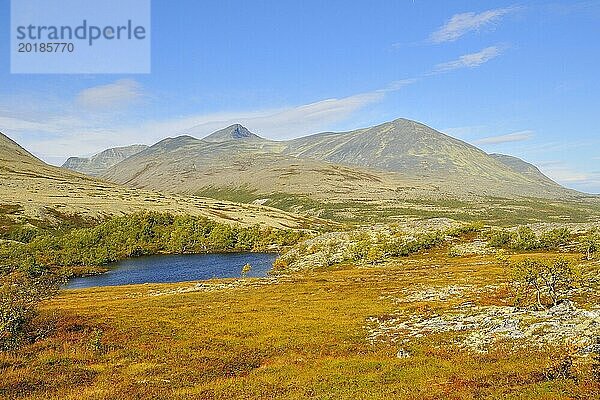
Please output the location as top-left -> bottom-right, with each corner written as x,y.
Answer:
62,144 -> 148,176
0,131 -> 317,230
96,119 -> 600,224
103,119 -> 572,198
490,153 -> 558,185
281,119 -> 567,195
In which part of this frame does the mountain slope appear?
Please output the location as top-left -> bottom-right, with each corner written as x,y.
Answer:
62,144 -> 148,176
94,119 -> 600,224
0,131 -> 315,229
490,153 -> 557,185
281,118 -> 565,195
103,119 -> 573,200
102,130 -> 381,198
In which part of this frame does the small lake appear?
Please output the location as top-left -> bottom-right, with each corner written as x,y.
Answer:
65,252 -> 278,289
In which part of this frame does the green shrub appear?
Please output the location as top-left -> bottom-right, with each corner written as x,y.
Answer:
0,270 -> 60,350
348,236 -> 371,261
580,228 -> 600,260
538,228 -> 571,250
365,245 -> 385,265
241,263 -> 252,277
487,230 -> 514,248
488,226 -> 575,251
3,226 -> 39,243
509,257 -> 583,309
446,222 -> 484,237
512,227 -> 538,250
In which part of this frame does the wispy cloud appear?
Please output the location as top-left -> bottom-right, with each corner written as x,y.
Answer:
75,79 -> 144,111
475,130 -> 534,144
430,7 -> 519,43
180,91 -> 387,139
539,162 -> 600,192
0,116 -> 58,133
378,78 -> 419,93
434,46 -> 504,73
1,80 -> 415,161
0,43 -> 505,164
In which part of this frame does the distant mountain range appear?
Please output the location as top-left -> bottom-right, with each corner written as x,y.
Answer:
64,118 -> 573,203
3,117 -> 599,225
62,144 -> 148,176
0,131 -> 312,229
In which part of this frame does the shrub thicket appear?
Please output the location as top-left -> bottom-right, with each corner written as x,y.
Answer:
488,227 -> 573,251
0,212 -> 305,272
0,269 -> 60,350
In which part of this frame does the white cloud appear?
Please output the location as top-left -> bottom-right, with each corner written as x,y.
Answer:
75,79 -> 143,110
475,130 -> 535,145
434,46 -> 504,73
115,91 -> 388,143
0,116 -> 56,133
430,7 -> 519,43
540,163 -> 600,192
379,79 -> 419,92
1,85 -> 407,162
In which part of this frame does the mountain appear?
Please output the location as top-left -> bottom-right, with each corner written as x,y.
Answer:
282,119 -> 556,187
490,153 -> 557,185
201,124 -> 263,143
0,131 -> 83,180
62,144 -> 148,176
93,118 -> 600,224
102,118 -> 572,198
0,131 -> 314,229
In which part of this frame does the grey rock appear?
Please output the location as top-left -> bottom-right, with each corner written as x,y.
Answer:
396,348 -> 410,358
63,144 -> 148,176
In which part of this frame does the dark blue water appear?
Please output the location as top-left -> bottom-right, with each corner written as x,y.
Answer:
66,253 -> 278,289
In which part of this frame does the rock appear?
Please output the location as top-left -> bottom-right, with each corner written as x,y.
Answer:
366,287 -> 600,354
549,300 -> 576,315
579,343 -> 600,355
396,348 -> 410,358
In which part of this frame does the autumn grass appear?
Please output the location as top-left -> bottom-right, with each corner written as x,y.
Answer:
1,250 -> 599,399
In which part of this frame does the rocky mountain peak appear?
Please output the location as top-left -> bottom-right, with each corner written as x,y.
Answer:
203,124 -> 261,143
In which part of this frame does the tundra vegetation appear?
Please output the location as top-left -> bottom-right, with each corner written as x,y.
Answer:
0,211 -> 305,353
1,210 -> 600,398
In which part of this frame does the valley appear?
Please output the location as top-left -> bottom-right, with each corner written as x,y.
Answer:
64,119 -> 600,225
1,118 -> 599,399
3,2 -> 599,398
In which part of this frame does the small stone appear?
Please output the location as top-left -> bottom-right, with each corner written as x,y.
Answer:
549,300 -> 576,315
396,348 -> 410,358
579,343 -> 600,355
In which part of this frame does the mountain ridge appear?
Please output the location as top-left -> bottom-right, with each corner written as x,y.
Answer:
0,130 -> 315,229
62,144 -> 149,176
98,118 -> 578,204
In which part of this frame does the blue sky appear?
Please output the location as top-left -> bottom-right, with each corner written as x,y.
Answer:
1,0 -> 600,193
